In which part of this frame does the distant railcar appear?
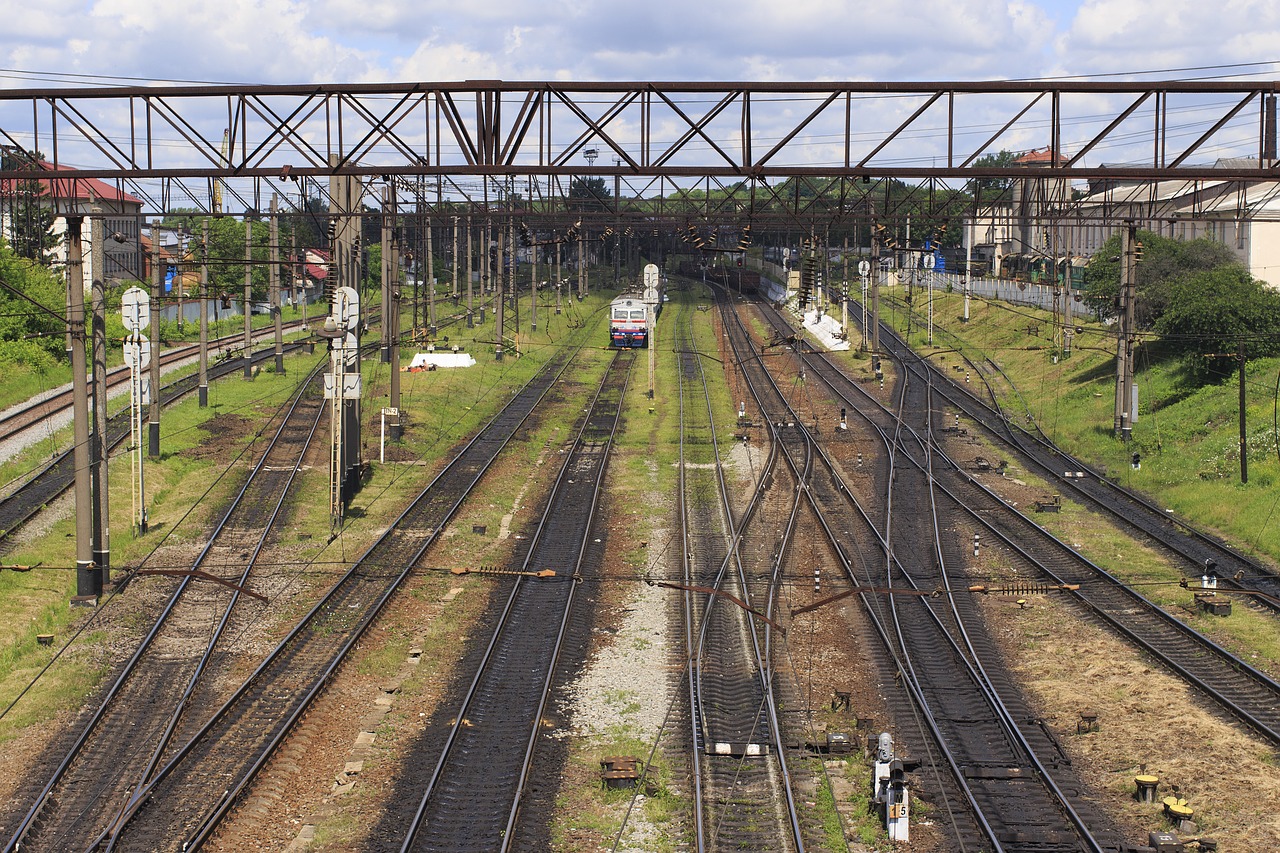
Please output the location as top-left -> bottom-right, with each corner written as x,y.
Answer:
610,294 -> 651,348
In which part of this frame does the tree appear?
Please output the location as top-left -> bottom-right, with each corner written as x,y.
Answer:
568,177 -> 611,213
0,236 -> 70,367
201,217 -> 271,307
966,149 -> 1020,202
1153,265 -> 1280,382
1082,231 -> 1237,326
1,147 -> 57,266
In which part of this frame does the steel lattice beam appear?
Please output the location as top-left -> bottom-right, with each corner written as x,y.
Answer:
0,80 -> 1276,181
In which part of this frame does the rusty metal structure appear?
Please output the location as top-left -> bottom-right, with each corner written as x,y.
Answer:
0,80 -> 1277,223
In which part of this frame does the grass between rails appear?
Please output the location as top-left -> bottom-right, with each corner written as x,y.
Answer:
0,286 -> 614,750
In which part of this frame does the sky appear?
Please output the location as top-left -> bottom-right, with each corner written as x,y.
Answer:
2,0 -> 1279,88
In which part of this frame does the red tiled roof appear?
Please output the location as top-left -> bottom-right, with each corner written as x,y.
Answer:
0,160 -> 143,206
1015,147 -> 1069,166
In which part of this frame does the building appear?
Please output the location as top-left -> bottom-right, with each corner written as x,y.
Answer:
1057,159 -> 1280,286
0,158 -> 146,287
963,155 -> 1280,287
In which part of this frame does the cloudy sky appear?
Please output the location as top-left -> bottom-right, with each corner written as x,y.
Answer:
3,0 -> 1278,87
2,0 -> 1277,203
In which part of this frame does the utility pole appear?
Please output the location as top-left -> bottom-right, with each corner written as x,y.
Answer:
67,216 -> 99,605
1114,222 -> 1139,440
452,216 -> 460,300
841,236 -> 849,341
271,195 -> 284,373
963,221 -> 972,323
510,219 -> 519,342
89,211 -> 110,587
199,220 -> 209,406
381,183 -> 395,364
870,232 -> 882,357
466,215 -> 474,327
531,227 -> 538,333
578,227 -> 586,299
495,218 -> 505,360
386,186 -> 402,442
426,214 -> 436,334
243,218 -> 254,380
292,232 -> 303,330
1238,343 -> 1248,484
480,217 -> 490,324
149,223 -> 161,457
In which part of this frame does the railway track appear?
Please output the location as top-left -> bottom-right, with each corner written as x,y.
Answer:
0,323 -> 304,453
790,308 -> 1280,748
0,337 -> 308,546
1,353 -> 330,853
84,344 -> 579,852
736,296 -> 1124,851
395,350 -> 631,853
675,294 -> 801,853
875,298 -> 1280,609
796,346 -> 1280,749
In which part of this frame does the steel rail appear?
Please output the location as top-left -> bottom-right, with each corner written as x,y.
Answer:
674,300 -> 713,852
874,304 -> 1280,609
0,336 -> 309,544
397,350 -> 630,852
98,345 -> 578,851
497,354 -> 632,850
3,353 -> 328,853
749,299 -> 1111,851
679,293 -> 803,852
793,313 -> 1280,746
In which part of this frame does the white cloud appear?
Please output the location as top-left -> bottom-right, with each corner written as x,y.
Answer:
1058,0 -> 1280,75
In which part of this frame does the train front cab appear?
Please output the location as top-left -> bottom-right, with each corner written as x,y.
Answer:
611,327 -> 648,348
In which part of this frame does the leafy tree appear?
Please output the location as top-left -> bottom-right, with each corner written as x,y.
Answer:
965,149 -> 1020,202
2,147 -> 57,266
568,177 -> 612,213
1153,265 -> 1280,382
1082,231 -> 1237,326
0,236 -> 70,367
201,217 -> 271,306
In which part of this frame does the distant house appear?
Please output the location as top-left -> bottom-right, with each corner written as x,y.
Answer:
1054,158 -> 1280,287
295,247 -> 329,304
0,160 -> 145,287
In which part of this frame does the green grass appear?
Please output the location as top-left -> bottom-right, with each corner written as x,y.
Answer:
878,285 -> 1280,569
0,282 -> 615,745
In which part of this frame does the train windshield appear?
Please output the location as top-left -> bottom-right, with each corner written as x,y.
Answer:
630,310 -> 645,320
